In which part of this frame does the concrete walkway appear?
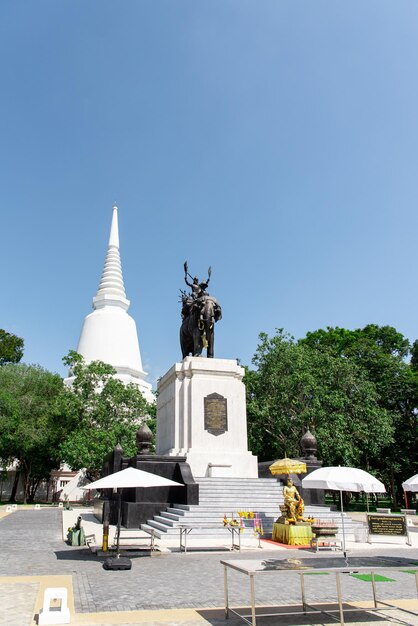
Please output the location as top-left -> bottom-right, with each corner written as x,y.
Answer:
0,506 -> 417,626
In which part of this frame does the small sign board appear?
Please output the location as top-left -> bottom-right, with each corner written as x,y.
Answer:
367,514 -> 410,546
204,392 -> 228,436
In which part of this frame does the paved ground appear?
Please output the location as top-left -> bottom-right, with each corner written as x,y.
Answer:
0,507 -> 417,626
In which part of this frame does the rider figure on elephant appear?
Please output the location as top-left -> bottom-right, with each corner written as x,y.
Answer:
184,262 -> 211,299
180,261 -> 221,358
182,262 -> 212,319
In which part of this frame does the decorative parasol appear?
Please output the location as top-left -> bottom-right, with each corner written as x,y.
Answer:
302,466 -> 386,556
402,472 -> 418,493
269,456 -> 307,476
82,467 -> 183,566
402,472 -> 418,508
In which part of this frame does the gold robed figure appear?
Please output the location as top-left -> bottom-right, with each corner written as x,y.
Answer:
283,478 -> 305,523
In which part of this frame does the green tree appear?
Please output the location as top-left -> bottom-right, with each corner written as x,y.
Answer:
301,324 -> 410,360
59,351 -> 155,481
0,364 -> 68,502
300,325 -> 418,502
0,330 -> 24,365
246,330 -> 394,472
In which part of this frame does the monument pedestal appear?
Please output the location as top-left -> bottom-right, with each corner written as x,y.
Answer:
156,357 -> 258,478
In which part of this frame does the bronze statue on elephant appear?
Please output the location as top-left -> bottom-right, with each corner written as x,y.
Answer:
180,262 -> 222,358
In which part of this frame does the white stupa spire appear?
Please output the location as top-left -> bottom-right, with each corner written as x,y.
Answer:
93,205 -> 129,310
66,204 -> 154,402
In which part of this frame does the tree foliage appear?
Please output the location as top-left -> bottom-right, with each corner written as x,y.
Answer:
246,325 -> 418,503
0,329 -> 24,365
0,364 -> 68,502
246,330 -> 393,468
301,325 -> 418,501
59,351 -> 155,481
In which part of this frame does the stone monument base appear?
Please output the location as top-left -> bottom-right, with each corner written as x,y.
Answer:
156,357 -> 258,478
96,445 -> 199,528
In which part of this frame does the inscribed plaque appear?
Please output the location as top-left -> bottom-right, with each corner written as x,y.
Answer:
204,392 -> 227,436
367,514 -> 407,537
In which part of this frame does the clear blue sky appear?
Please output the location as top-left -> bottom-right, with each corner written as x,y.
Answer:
2,2 -> 418,388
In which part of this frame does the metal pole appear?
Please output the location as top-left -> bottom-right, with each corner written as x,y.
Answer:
116,490 -> 122,558
371,571 -> 378,608
300,574 -> 306,613
250,574 -> 256,626
102,519 -> 109,552
224,565 -> 229,618
335,572 -> 345,625
406,517 -> 411,547
340,490 -> 347,557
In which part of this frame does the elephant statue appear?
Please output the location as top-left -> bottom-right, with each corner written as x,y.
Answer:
180,295 -> 222,358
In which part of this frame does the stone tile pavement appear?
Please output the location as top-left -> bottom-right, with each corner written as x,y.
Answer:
0,507 -> 417,626
0,581 -> 38,626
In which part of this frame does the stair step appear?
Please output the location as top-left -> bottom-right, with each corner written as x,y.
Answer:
144,477 -> 352,544
167,505 -> 280,519
141,523 -> 162,540
159,512 -> 182,522
167,508 -> 187,516
153,515 -> 176,526
145,520 -> 177,533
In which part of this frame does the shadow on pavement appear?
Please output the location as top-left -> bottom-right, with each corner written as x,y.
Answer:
197,605 -> 386,625
55,548 -> 105,561
54,549 -> 153,562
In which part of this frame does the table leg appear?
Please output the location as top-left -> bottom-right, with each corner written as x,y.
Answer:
371,571 -> 378,608
300,573 -> 306,612
250,574 -> 256,626
335,572 -> 345,626
310,537 -> 319,552
180,529 -> 187,554
224,564 -> 229,619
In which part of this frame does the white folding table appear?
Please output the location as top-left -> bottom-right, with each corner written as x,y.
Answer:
221,555 -> 418,626
179,524 -> 241,553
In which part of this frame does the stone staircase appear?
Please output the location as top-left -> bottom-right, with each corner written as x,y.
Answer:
141,477 -> 364,546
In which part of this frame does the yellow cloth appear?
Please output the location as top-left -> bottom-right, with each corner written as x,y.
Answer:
272,523 -> 313,546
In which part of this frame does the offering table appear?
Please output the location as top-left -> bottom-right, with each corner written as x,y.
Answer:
179,524 -> 241,553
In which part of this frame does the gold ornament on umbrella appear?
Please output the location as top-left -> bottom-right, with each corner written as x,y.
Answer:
269,454 -> 307,476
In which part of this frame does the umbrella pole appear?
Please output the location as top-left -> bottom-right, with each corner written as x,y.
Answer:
116,490 -> 122,558
366,493 -> 369,513
404,489 -> 409,510
339,490 -> 347,558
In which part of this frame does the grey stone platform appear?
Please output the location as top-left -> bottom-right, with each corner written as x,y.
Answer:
1,507 -> 417,621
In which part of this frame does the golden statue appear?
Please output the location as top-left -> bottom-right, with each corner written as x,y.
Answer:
283,478 -> 305,523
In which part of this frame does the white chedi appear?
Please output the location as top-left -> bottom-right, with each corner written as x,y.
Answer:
65,205 -> 154,403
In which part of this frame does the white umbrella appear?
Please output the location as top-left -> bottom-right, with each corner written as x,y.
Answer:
84,466 -> 183,490
302,466 -> 386,556
402,473 -> 418,493
83,467 -> 183,558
